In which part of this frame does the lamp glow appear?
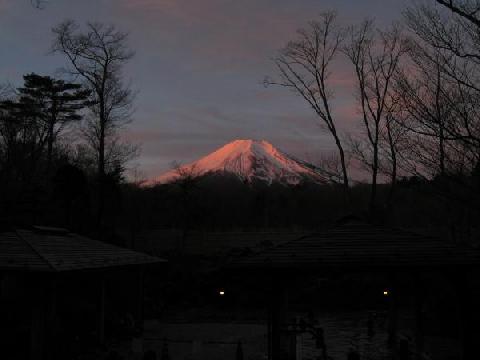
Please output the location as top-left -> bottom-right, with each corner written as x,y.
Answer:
383,290 -> 389,296
219,290 -> 225,296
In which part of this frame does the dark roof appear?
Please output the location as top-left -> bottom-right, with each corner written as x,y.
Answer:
0,227 -> 166,272
136,228 -> 309,256
229,220 -> 480,270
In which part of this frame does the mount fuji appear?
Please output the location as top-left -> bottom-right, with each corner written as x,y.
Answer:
150,139 -> 325,185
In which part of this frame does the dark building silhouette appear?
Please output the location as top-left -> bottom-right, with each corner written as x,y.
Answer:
0,226 -> 166,360
228,218 -> 480,360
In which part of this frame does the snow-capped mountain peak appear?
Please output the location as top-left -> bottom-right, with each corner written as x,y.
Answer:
151,139 -> 325,185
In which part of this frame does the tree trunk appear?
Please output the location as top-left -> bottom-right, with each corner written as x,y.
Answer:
369,142 -> 379,219
334,135 -> 351,210
436,63 -> 446,177
98,98 -> 106,178
97,96 -> 106,229
439,124 -> 446,176
386,118 -> 397,216
47,120 -> 54,173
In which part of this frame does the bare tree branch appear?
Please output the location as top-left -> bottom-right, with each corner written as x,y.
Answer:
265,11 -> 351,206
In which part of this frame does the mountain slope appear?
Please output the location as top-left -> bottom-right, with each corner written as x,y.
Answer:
151,139 -> 325,185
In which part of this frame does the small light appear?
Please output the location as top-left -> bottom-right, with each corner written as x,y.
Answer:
383,290 -> 389,296
219,290 -> 225,296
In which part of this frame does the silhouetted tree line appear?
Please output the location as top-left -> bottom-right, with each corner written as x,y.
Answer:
3,1 -> 480,248
261,0 -> 480,241
113,173 -> 471,247
125,0 -> 480,245
0,21 -> 136,243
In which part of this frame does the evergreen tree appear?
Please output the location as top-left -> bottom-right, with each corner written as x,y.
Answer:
17,73 -> 90,168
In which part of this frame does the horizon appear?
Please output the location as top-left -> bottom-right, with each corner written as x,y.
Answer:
0,0 -> 405,180
2,2 -> 480,360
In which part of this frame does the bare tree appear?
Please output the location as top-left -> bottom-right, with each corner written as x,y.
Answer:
265,11 -> 351,206
435,0 -> 480,27
394,48 -> 456,176
403,2 -> 480,173
345,21 -> 408,215
311,151 -> 349,184
405,2 -> 480,95
52,20 -> 135,227
382,109 -> 405,206
51,20 -> 135,178
389,0 -> 480,251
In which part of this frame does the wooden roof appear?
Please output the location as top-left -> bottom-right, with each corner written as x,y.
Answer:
229,220 -> 480,270
136,228 -> 309,256
0,226 -> 166,272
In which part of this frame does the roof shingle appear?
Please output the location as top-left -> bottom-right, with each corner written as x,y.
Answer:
230,221 -> 480,270
0,228 -> 166,272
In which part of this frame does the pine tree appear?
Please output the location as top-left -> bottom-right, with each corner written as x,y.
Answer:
18,73 -> 91,169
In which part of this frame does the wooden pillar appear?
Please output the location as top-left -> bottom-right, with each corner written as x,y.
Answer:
97,274 -> 106,344
414,275 -> 424,360
387,272 -> 398,347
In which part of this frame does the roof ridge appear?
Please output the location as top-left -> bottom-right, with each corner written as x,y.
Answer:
15,229 -> 58,272
230,229 -> 319,261
229,222 -> 448,265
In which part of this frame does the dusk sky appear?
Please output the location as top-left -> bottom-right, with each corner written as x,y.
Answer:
0,0 -> 406,180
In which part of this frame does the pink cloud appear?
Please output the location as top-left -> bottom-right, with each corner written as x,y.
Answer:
115,0 -> 319,71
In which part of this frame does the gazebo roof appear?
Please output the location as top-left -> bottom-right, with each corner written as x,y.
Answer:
0,226 -> 166,272
229,219 -> 480,270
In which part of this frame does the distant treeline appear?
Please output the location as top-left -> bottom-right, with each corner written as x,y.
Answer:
2,1 -> 480,247
119,173 -> 478,246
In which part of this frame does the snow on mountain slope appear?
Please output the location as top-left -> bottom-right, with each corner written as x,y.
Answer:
150,139 -> 325,185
